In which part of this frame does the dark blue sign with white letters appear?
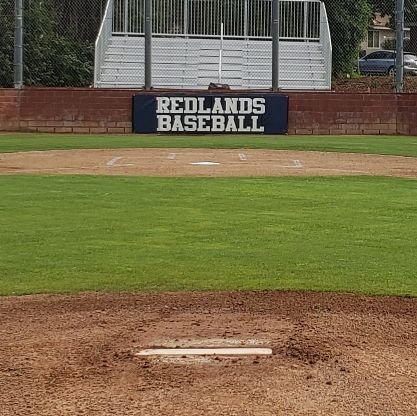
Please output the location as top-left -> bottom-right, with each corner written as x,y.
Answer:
132,93 -> 288,134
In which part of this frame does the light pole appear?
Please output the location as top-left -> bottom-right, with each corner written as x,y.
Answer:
14,0 -> 24,89
272,0 -> 280,91
395,0 -> 405,93
144,0 -> 152,90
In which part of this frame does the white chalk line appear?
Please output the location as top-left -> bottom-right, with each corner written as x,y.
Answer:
282,159 -> 304,168
107,156 -> 123,166
106,156 -> 134,167
313,167 -> 369,174
3,166 -> 103,173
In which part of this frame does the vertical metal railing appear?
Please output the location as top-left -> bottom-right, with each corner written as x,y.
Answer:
320,1 -> 332,88
113,0 -> 144,33
94,0 -> 114,87
279,0 -> 320,40
110,0 -> 322,41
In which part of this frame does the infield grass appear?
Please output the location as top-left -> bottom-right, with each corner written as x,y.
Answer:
1,133 -> 417,157
1,175 -> 417,296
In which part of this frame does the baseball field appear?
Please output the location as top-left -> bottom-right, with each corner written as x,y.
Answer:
1,133 -> 417,415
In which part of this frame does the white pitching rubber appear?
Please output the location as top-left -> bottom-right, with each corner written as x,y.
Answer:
136,348 -> 273,356
190,161 -> 220,166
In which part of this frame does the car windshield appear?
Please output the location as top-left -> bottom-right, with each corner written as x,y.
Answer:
364,51 -> 395,59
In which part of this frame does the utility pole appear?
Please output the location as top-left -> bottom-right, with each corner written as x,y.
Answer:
272,0 -> 280,91
14,0 -> 24,89
395,0 -> 405,93
144,0 -> 152,90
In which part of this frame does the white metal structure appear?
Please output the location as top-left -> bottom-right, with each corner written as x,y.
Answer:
95,0 -> 332,89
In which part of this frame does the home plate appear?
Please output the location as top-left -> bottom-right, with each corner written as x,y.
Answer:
190,162 -> 220,166
136,348 -> 272,356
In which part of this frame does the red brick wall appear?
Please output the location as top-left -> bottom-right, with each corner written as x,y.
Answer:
0,88 -> 416,135
397,94 -> 417,136
0,89 -> 20,131
17,88 -> 133,134
287,92 -> 399,135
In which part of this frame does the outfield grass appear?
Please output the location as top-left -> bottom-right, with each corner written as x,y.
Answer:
1,175 -> 417,296
1,133 -> 417,156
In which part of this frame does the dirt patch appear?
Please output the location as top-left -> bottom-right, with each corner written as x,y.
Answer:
333,76 -> 417,93
1,148 -> 417,178
1,291 -> 416,416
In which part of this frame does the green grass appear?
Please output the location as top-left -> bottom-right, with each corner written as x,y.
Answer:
1,133 -> 417,156
1,175 -> 417,296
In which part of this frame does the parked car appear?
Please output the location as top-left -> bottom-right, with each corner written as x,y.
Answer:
358,50 -> 417,76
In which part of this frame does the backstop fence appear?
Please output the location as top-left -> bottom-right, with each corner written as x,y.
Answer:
94,0 -> 331,90
0,0 -> 416,91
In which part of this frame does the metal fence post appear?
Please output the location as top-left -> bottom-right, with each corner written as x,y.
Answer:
124,0 -> 129,33
14,0 -> 24,89
244,0 -> 248,38
272,0 -> 279,91
395,0 -> 404,93
184,0 -> 188,36
144,0 -> 152,89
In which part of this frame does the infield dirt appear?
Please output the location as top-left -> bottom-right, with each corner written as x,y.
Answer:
1,291 -> 416,415
1,148 -> 417,178
2,148 -> 417,415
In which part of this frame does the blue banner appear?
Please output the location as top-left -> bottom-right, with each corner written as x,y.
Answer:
132,93 -> 288,134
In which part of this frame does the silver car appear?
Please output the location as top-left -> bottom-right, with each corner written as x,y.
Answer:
358,50 -> 417,76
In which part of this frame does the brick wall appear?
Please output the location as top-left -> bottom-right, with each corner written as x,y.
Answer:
0,89 -> 19,131
0,88 -> 416,135
287,92 -> 399,135
397,94 -> 417,136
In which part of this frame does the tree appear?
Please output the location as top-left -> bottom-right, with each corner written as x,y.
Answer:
52,0 -> 105,42
0,0 -> 15,87
370,0 -> 417,54
369,0 -> 417,22
323,0 -> 372,76
24,0 -> 95,86
0,0 -> 104,88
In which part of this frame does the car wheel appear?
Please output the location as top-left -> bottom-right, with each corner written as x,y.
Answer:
387,66 -> 395,76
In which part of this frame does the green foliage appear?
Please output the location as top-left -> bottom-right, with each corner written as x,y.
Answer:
0,0 -> 14,87
0,0 -> 100,88
23,0 -> 95,87
370,0 -> 417,23
324,0 -> 372,76
382,38 -> 413,52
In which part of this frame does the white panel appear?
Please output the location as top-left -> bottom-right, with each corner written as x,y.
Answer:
97,32 -> 330,89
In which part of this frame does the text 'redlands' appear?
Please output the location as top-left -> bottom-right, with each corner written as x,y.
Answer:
156,96 -> 265,133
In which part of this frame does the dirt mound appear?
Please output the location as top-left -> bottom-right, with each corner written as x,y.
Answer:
1,291 -> 416,415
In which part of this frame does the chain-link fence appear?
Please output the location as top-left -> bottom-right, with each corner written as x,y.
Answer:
1,0 -> 417,91
98,0 -> 328,89
0,0 -> 105,88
